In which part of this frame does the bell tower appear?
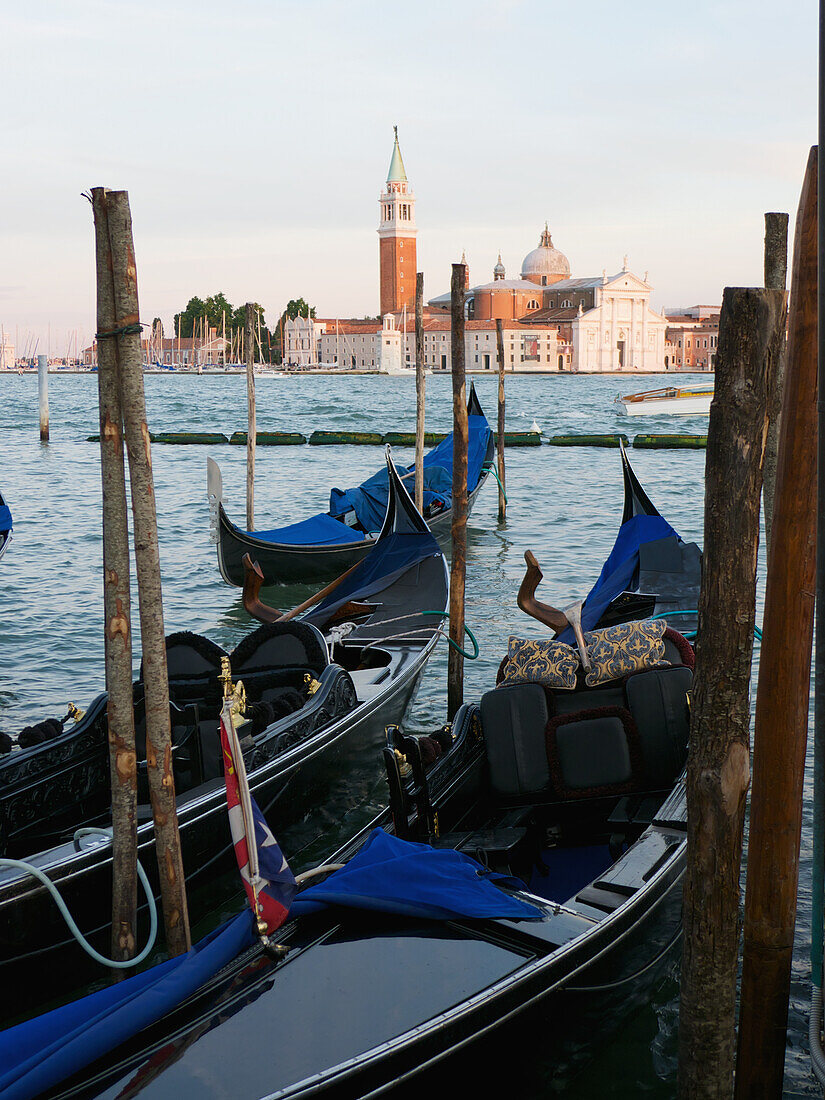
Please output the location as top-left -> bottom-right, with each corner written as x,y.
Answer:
378,127 -> 417,315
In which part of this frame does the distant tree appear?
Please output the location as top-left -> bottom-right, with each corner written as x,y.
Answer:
151,317 -> 164,340
174,293 -> 286,362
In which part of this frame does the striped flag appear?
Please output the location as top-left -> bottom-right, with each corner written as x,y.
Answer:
219,703 -> 296,934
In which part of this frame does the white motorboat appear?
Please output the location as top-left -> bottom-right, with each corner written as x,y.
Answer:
615,380 -> 714,416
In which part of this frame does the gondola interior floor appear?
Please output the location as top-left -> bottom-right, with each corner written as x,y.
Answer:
529,845 -> 613,904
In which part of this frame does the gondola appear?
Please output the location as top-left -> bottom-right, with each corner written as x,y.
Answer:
4,447 -> 701,1100
0,486 -> 12,563
208,384 -> 494,586
0,455 -> 448,1021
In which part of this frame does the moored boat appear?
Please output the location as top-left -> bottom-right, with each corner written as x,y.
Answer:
614,379 -> 714,416
0,456 -> 447,1019
6,447 -> 701,1099
0,487 -> 11,563
208,384 -> 494,586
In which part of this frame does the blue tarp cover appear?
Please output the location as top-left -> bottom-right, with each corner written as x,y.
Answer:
249,511 -> 366,547
290,828 -> 543,921
0,911 -> 255,1100
329,414 -> 491,534
0,505 -> 11,532
558,512 -> 678,643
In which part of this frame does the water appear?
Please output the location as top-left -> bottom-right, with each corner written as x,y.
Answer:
0,371 -> 817,1095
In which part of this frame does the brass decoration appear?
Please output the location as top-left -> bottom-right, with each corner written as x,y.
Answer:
220,656 -> 250,731
303,673 -> 321,697
394,748 -> 412,778
65,702 -> 85,724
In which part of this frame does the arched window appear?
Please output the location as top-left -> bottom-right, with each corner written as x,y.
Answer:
541,276 -> 548,286
558,354 -> 564,371
527,299 -> 539,310
561,299 -> 572,308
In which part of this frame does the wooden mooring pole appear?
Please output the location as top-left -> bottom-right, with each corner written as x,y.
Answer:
104,189 -> 191,956
37,354 -> 49,441
734,148 -> 817,1099
245,303 -> 256,530
91,188 -> 138,962
761,210 -> 790,551
677,285 -> 785,1100
414,272 -> 425,515
495,318 -> 506,523
447,262 -> 468,722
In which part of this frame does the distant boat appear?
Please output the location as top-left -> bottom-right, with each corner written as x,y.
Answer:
0,487 -> 11,562
614,380 -> 714,416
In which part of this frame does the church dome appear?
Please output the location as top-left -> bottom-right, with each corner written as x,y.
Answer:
520,224 -> 570,283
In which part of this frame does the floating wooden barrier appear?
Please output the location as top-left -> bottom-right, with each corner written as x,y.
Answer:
633,434 -> 707,449
309,430 -> 384,445
152,432 -> 230,445
497,431 -> 541,447
229,431 -> 306,446
383,431 -> 447,446
546,434 -> 629,447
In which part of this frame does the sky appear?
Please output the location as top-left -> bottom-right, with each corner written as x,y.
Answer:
1,0 -> 817,356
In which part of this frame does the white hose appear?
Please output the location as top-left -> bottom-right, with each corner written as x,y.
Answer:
0,827 -> 158,969
810,984 -> 825,1086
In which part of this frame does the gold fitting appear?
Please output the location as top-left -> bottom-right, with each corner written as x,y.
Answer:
66,702 -> 85,723
220,656 -> 233,700
394,748 -> 412,778
432,811 -> 440,838
303,673 -> 321,697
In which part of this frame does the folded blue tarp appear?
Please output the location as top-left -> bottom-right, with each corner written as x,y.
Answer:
557,512 -> 678,642
330,414 -> 491,534
0,505 -> 11,533
250,511 -> 366,547
0,911 -> 255,1100
291,828 -> 543,921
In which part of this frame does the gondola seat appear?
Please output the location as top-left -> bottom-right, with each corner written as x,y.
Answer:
481,631 -> 693,803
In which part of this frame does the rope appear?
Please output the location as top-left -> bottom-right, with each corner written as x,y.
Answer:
0,827 -> 158,969
95,322 -> 144,339
489,464 -> 508,504
345,610 -> 480,660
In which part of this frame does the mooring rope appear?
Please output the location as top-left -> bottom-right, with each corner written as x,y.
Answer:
488,464 -> 508,504
0,827 -> 158,969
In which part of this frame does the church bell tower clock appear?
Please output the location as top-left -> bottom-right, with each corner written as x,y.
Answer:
378,126 -> 417,316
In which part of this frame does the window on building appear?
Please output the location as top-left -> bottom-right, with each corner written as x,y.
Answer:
562,299 -> 572,308
527,299 -> 539,310
541,276 -> 547,285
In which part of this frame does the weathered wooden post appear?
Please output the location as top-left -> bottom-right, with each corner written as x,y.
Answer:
245,303 -> 256,530
734,149 -> 817,1099
677,286 -> 784,1099
37,354 -> 49,441
104,189 -> 191,956
414,272 -> 425,515
447,262 -> 468,722
495,319 -> 506,523
91,188 -> 138,962
761,210 -> 790,550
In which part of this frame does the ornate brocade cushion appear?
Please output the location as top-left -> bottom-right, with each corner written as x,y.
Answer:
583,619 -> 667,687
501,636 -> 579,691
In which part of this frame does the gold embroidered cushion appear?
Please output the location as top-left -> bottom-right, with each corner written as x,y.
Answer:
501,637 -> 579,691
583,619 -> 667,687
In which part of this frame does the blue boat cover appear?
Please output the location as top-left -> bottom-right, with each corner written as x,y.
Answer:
290,828 -> 543,921
0,911 -> 255,1100
0,505 -> 11,533
249,511 -> 366,547
558,512 -> 679,642
329,413 -> 491,534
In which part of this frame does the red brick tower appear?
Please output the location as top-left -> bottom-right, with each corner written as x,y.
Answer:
378,127 -> 417,315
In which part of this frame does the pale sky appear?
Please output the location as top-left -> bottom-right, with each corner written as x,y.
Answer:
1,0 -> 817,356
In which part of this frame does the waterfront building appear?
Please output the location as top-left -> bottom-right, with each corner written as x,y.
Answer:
663,305 -> 719,371
284,130 -> 682,374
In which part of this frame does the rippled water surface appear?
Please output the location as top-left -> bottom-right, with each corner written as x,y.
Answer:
0,371 -> 817,1095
